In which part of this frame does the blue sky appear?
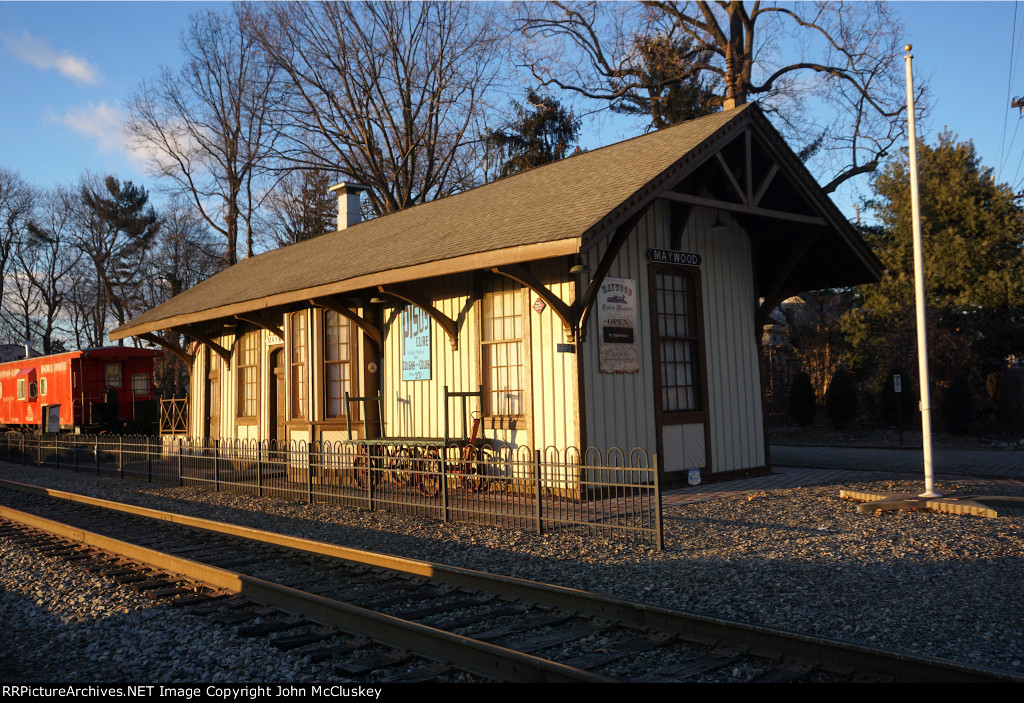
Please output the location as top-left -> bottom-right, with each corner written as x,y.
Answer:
1,1 -> 1022,217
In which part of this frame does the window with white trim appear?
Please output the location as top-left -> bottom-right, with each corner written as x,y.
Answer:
482,280 -> 525,417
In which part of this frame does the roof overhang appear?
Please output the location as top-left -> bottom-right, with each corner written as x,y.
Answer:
110,238 -> 580,340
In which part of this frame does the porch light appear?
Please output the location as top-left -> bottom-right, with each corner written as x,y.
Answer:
710,211 -> 728,232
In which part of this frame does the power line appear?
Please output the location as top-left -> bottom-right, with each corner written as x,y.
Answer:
999,1 -> 1019,180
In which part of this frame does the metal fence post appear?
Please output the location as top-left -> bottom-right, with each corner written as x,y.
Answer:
534,449 -> 543,535
257,441 -> 264,498
307,442 -> 313,504
94,437 -> 99,474
177,438 -> 183,486
146,436 -> 152,483
214,440 -> 221,492
440,445 -> 450,523
73,435 -> 78,473
653,453 -> 663,551
117,436 -> 123,479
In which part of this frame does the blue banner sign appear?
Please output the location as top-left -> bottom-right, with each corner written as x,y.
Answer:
402,307 -> 431,381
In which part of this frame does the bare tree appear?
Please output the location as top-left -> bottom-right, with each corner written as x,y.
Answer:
245,1 -> 503,216
0,167 -> 34,310
515,1 -> 917,193
260,167 -> 337,247
19,187 -> 82,353
126,5 -> 280,265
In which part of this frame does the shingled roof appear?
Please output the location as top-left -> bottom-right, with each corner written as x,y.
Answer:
111,104 -> 877,340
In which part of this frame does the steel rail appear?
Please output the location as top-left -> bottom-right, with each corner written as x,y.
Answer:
0,502 -> 612,683
2,478 -> 1022,683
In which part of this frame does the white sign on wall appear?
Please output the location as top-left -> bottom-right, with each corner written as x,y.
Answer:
598,277 -> 639,373
402,306 -> 431,381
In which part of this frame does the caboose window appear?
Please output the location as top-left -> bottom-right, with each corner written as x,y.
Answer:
28,382 -> 36,399
105,363 -> 122,387
39,378 -> 47,396
132,373 -> 149,396
17,379 -> 25,400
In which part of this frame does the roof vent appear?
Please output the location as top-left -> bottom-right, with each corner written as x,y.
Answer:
328,182 -> 370,231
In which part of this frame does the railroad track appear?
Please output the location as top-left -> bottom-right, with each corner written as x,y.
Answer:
1,478 -> 1020,684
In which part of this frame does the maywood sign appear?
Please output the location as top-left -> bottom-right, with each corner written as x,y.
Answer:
647,248 -> 702,266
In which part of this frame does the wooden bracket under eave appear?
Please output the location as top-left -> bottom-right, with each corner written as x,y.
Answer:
377,284 -> 459,350
491,263 -> 576,342
172,325 -> 231,364
137,333 -> 193,366
574,206 -> 650,342
754,229 -> 823,331
309,297 -> 383,350
234,312 -> 284,340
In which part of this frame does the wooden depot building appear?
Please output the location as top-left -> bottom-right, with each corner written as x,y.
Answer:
111,104 -> 881,481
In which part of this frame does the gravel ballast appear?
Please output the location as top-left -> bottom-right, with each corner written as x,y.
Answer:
1,461 -> 1022,682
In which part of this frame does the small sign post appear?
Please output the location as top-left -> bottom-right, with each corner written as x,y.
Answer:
894,373 -> 903,447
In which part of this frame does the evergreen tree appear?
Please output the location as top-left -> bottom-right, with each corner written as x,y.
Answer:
75,175 -> 162,342
788,372 -> 816,426
486,91 -> 581,178
609,34 -> 718,129
842,133 -> 1024,394
825,370 -> 859,429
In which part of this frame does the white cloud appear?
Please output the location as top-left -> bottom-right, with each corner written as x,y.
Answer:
55,101 -> 126,153
2,30 -> 100,85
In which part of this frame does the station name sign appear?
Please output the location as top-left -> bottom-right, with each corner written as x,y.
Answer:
647,248 -> 702,266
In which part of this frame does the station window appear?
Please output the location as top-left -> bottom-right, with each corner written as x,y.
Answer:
323,310 -> 352,419
482,280 -> 525,417
653,267 -> 703,413
105,363 -> 122,388
132,373 -> 150,396
235,327 -> 258,419
290,311 -> 308,420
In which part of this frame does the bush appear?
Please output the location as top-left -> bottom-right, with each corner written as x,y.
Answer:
879,367 -> 917,428
940,374 -> 974,434
788,372 -> 816,426
825,370 -> 859,429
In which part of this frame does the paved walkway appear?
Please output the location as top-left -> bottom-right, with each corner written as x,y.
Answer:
661,445 -> 1023,506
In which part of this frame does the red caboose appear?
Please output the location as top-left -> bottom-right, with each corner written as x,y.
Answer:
0,347 -> 160,432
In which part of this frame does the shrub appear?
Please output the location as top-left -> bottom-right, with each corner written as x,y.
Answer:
788,372 -> 816,426
940,374 -> 974,434
825,370 -> 859,429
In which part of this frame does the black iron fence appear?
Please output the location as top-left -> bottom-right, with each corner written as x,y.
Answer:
0,434 -> 663,549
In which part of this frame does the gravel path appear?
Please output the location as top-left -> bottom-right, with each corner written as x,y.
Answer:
2,462 -> 1023,682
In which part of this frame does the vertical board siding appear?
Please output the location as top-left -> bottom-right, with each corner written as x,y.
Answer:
582,201 -> 765,472
382,274 -> 477,441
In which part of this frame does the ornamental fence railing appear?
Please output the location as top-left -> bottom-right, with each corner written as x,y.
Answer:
0,434 -> 663,549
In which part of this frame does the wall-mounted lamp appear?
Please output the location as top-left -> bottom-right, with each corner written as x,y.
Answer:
710,210 -> 728,232
569,263 -> 590,274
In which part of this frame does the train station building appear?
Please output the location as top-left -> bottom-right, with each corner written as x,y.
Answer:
111,104 -> 881,481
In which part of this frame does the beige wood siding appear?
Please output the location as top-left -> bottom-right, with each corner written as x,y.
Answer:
581,202 -> 765,472
382,274 -> 479,442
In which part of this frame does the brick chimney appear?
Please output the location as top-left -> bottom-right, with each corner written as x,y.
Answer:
328,182 -> 370,231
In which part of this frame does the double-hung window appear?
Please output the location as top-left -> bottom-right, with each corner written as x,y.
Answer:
236,326 -> 258,420
290,311 -> 308,420
482,280 -> 525,417
323,310 -> 353,419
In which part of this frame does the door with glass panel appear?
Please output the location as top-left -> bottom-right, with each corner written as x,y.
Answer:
649,265 -> 709,474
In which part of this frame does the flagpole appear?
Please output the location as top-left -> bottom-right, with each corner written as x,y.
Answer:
904,44 -> 939,498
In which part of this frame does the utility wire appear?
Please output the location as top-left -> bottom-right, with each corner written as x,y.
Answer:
1000,1 -> 1019,181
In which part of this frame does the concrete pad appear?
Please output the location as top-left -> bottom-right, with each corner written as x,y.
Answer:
839,490 -> 1024,518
